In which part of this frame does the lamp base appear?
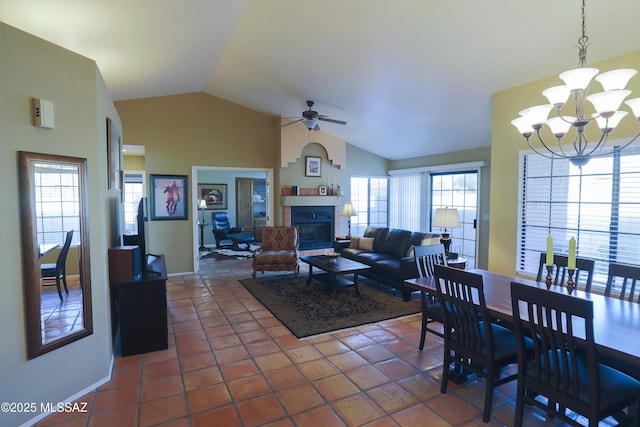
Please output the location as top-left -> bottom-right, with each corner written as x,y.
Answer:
440,234 -> 456,259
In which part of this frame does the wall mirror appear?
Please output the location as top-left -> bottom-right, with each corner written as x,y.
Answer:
19,151 -> 93,359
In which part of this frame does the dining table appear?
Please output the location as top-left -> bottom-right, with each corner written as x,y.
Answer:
405,269 -> 640,376
39,243 -> 59,258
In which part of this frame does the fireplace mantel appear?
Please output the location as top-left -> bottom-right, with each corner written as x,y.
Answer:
282,196 -> 343,206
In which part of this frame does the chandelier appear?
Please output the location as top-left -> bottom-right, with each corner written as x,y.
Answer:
511,0 -> 640,167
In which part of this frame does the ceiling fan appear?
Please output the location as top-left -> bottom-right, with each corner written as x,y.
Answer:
281,100 -> 347,131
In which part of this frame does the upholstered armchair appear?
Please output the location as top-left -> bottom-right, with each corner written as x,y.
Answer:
252,226 -> 299,279
211,212 -> 244,249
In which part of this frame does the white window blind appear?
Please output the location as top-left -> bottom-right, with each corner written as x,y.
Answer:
350,176 -> 388,236
389,173 -> 421,231
517,146 -> 640,289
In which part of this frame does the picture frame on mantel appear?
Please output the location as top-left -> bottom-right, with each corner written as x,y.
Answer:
305,156 -> 321,177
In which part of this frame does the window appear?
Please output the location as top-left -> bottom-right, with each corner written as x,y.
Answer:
34,162 -> 80,246
389,173 -> 421,231
431,172 -> 478,269
123,172 -> 145,235
350,176 -> 388,235
517,146 -> 640,290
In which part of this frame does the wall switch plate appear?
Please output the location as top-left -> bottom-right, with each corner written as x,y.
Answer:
34,98 -> 55,129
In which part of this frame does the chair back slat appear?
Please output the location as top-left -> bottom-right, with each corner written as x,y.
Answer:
605,262 -> 640,302
414,244 -> 447,278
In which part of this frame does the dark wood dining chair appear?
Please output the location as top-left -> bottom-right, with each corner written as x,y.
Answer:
535,252 -> 595,292
510,281 -> 640,427
413,244 -> 447,348
434,264 -> 520,423
41,230 -> 74,300
605,262 -> 640,302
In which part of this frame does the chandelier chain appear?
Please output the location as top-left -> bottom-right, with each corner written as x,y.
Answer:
577,0 -> 588,68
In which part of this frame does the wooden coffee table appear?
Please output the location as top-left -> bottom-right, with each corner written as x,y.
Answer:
300,255 -> 371,296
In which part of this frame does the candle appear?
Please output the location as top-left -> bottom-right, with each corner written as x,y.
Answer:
568,237 -> 576,270
546,235 -> 554,266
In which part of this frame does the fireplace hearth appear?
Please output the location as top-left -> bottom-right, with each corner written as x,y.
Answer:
290,206 -> 335,250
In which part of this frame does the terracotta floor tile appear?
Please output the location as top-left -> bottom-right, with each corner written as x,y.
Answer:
236,394 -> 287,426
397,373 -> 442,400
180,351 -> 217,372
313,374 -> 360,401
214,344 -> 249,364
285,344 -> 324,364
219,358 -> 260,381
183,366 -> 224,391
245,339 -> 281,357
92,383 -> 139,412
345,365 -> 392,391
99,367 -> 141,390
366,383 -> 418,413
186,383 -> 232,413
428,393 -> 482,425
177,339 -> 211,357
263,365 -> 308,390
332,393 -> 386,426
139,394 -> 187,426
375,358 -> 420,380
313,339 -> 351,356
191,405 -> 241,427
291,405 -> 347,427
339,333 -> 377,349
86,405 -> 138,427
392,403 -> 450,427
142,358 -> 180,381
141,374 -> 184,401
227,374 -> 272,401
328,350 -> 370,371
355,343 -> 396,364
276,383 -> 325,415
175,329 -> 206,344
254,351 -> 294,372
208,334 -> 242,350
297,358 -> 340,380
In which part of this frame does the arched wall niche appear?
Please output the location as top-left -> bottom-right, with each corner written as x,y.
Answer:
280,119 -> 346,168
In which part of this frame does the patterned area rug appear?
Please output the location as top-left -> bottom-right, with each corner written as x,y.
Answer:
200,244 -> 260,260
239,274 -> 420,338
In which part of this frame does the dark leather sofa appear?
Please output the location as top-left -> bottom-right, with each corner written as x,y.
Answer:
334,226 -> 440,301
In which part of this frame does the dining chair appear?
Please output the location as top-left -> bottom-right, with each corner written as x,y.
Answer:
413,244 -> 447,349
41,230 -> 74,301
604,262 -> 640,302
434,264 -> 520,423
510,281 -> 640,427
535,252 -> 595,292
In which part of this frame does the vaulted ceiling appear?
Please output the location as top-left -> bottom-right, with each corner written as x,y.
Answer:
2,0 -> 640,160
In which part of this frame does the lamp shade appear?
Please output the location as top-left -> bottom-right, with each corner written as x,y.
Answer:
198,199 -> 207,210
341,202 -> 356,217
433,207 -> 461,229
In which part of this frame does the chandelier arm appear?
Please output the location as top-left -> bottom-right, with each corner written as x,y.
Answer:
534,129 -> 573,158
525,137 -> 565,160
575,129 -> 609,158
585,131 -> 640,158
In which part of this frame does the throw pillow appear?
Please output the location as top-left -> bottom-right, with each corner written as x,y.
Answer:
349,236 -> 361,249
359,237 -> 375,252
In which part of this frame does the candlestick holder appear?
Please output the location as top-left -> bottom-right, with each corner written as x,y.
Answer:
566,268 -> 575,293
545,264 -> 553,289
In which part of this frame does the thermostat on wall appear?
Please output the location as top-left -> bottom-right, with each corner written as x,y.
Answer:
33,98 -> 55,129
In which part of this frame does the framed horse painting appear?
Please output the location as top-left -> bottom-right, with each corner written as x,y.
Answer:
150,174 -> 188,220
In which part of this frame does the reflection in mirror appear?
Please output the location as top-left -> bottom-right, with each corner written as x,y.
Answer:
19,151 -> 92,359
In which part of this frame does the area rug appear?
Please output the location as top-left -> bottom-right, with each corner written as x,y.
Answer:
200,244 -> 260,260
239,274 -> 420,338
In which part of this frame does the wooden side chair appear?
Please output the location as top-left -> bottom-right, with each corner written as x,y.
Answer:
510,281 -> 640,427
434,264 -> 521,423
413,244 -> 447,349
252,226 -> 299,279
535,252 -> 595,292
605,262 -> 640,302
41,230 -> 74,301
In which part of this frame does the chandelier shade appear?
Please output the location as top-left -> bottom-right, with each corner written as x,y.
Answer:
511,0 -> 640,167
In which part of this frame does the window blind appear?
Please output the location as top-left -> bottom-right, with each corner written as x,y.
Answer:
517,146 -> 640,289
389,173 -> 421,231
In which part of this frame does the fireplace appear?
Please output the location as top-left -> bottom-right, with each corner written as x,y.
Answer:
290,206 -> 335,250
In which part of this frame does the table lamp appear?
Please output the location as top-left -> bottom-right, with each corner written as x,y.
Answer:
198,199 -> 208,251
341,202 -> 356,239
432,207 -> 461,259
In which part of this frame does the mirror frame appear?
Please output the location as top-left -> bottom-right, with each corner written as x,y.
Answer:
19,151 -> 93,359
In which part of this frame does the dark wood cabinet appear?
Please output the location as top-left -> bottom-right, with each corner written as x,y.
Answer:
236,177 -> 267,241
111,254 -> 168,356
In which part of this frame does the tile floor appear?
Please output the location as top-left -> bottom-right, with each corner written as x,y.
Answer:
36,257 -> 614,427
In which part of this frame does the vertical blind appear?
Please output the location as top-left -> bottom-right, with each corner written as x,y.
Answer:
389,173 -> 421,231
350,176 -> 388,235
517,146 -> 640,289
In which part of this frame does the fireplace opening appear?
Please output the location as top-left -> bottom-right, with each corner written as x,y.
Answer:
291,206 -> 335,250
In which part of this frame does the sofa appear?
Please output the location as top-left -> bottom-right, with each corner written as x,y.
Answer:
334,226 -> 441,301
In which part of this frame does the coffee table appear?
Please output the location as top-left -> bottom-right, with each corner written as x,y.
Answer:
300,255 -> 371,296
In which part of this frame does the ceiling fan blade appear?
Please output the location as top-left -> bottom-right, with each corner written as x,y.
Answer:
318,117 -> 347,125
281,118 -> 304,128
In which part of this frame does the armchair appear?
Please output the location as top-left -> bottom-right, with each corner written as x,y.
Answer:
252,226 -> 299,279
211,212 -> 244,249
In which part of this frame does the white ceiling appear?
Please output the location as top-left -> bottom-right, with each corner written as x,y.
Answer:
2,0 -> 640,160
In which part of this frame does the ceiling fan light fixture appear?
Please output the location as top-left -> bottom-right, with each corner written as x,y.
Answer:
302,119 -> 318,130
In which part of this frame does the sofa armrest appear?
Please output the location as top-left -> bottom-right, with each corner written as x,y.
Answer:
399,256 -> 420,279
334,240 -> 350,252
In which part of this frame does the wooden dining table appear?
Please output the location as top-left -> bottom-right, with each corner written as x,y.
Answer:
405,269 -> 640,375
39,243 -> 59,258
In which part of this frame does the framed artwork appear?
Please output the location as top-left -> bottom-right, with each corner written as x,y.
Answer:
197,183 -> 227,210
107,117 -> 121,191
150,174 -> 188,220
318,185 -> 328,196
305,156 -> 322,177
